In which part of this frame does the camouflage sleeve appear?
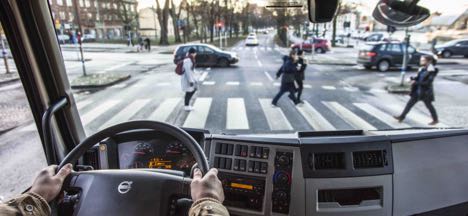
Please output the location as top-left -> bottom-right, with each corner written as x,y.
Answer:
189,198 -> 230,216
0,192 -> 51,216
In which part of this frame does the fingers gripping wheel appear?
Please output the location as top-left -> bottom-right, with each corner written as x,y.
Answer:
58,121 -> 210,216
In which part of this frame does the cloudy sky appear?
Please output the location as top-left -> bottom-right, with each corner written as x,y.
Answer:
138,0 -> 467,16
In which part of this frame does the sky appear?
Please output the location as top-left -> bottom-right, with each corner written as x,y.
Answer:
137,0 -> 468,16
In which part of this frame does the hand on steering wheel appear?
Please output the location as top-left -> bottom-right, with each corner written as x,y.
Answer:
191,168 -> 224,203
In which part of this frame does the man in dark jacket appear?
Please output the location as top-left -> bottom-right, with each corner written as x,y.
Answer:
292,49 -> 307,103
394,55 -> 439,125
272,50 -> 300,106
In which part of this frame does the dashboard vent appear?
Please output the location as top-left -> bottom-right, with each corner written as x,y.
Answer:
85,148 -> 100,170
311,152 -> 345,170
353,150 -> 387,169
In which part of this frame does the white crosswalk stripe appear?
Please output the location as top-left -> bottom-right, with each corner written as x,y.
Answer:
226,98 -> 249,129
259,99 -> 293,131
343,86 -> 359,92
183,98 -> 212,128
203,81 -> 216,85
226,81 -> 240,86
250,82 -> 263,86
296,101 -> 335,131
353,103 -> 410,128
384,103 -> 448,127
323,101 -> 377,130
76,100 -> 93,110
99,99 -> 151,130
322,85 -> 336,90
148,98 -> 181,121
81,100 -> 120,125
304,84 -> 312,89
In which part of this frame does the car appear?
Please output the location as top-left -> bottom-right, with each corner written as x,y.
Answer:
173,44 -> 239,67
357,42 -> 436,72
290,38 -> 330,53
80,34 -> 96,42
262,30 -> 268,34
56,34 -> 70,44
245,36 -> 259,46
248,32 -> 257,37
433,39 -> 468,58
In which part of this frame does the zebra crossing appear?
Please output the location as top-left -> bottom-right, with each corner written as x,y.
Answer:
19,96 -> 447,133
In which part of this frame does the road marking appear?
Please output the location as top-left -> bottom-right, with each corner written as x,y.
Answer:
80,100 -> 120,125
183,97 -> 212,128
304,84 -> 312,89
0,83 -> 22,91
354,103 -> 410,128
156,82 -> 171,86
323,101 -> 377,130
203,81 -> 216,85
369,88 -> 387,94
226,81 -> 240,86
259,98 -> 293,131
226,98 -> 249,129
343,86 -> 359,92
322,85 -> 336,90
384,103 -> 448,127
257,60 -> 263,67
148,98 -> 181,121
199,71 -> 209,82
264,71 -> 274,82
97,62 -> 133,74
76,100 -> 93,110
99,99 -> 151,130
250,82 -> 263,86
273,82 -> 280,86
19,124 -> 36,132
109,83 -> 127,89
296,101 -> 335,131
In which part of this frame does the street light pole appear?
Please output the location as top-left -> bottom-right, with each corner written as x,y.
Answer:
400,28 -> 410,86
72,0 -> 87,76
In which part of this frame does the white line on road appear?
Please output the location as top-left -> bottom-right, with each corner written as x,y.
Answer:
369,88 -> 387,94
296,101 -> 335,131
343,86 -> 359,92
76,100 -> 93,110
199,71 -> 209,82
226,81 -> 240,86
322,85 -> 336,90
323,101 -> 377,130
250,82 -> 263,86
264,71 -> 274,82
354,103 -> 410,128
259,98 -> 293,131
156,82 -> 171,86
97,62 -> 133,74
273,82 -> 280,86
203,81 -> 216,85
257,60 -> 263,67
384,103 -> 448,127
226,98 -> 249,130
0,83 -> 21,91
99,99 -> 151,130
148,98 -> 181,122
109,83 -> 127,89
81,100 -> 120,126
183,97 -> 212,128
304,84 -> 312,89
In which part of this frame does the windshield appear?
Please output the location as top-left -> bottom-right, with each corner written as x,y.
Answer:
45,0 -> 466,135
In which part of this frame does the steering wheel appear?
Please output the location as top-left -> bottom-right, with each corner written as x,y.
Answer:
57,121 -> 210,216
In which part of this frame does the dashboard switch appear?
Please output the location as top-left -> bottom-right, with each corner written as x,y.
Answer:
233,159 -> 240,171
239,160 -> 247,171
221,144 -> 228,155
260,162 -> 268,174
219,157 -> 226,169
241,145 -> 248,157
249,146 -> 256,157
226,158 -> 232,170
227,144 -> 234,155
234,145 -> 241,156
248,161 -> 254,172
215,144 -> 221,154
255,147 -> 262,158
262,148 -> 270,159
214,157 -> 220,168
254,161 -> 261,173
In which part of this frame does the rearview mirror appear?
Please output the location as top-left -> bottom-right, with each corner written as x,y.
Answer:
308,0 -> 339,23
373,0 -> 430,27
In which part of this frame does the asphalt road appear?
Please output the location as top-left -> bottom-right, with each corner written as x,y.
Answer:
1,33 -> 468,200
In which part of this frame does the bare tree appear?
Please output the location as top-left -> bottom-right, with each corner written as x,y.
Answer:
115,0 -> 139,38
155,0 -> 170,45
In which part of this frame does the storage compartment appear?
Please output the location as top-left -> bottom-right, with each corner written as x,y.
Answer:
318,187 -> 382,206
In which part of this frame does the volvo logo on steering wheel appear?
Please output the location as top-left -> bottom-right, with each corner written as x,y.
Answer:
117,181 -> 133,194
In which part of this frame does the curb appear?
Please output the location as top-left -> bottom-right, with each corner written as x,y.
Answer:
0,77 -> 20,86
71,74 -> 131,89
386,84 -> 411,94
308,61 -> 356,66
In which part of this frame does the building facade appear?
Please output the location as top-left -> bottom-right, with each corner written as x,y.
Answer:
49,0 -> 138,40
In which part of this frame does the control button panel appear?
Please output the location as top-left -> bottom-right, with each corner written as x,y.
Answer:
219,172 -> 266,212
213,142 -> 270,175
272,151 -> 293,214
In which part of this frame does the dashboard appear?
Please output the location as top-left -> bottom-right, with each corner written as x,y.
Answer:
85,129 -> 468,216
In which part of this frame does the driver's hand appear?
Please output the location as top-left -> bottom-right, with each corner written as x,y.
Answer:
30,164 -> 73,202
190,168 -> 224,203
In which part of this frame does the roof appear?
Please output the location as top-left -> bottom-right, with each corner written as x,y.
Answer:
430,8 -> 468,26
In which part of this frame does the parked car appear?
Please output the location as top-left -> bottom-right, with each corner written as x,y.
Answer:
80,34 -> 96,42
290,38 -> 330,53
56,34 -> 70,44
433,39 -> 468,58
173,44 -> 239,67
245,36 -> 259,46
357,42 -> 436,72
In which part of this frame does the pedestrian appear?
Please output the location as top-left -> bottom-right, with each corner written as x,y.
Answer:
127,34 -> 132,47
144,37 -> 151,52
181,47 -> 198,111
394,55 -> 439,125
137,36 -> 144,52
272,50 -> 300,106
292,49 -> 307,103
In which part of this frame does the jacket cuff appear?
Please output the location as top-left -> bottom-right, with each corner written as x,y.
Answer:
189,198 -> 229,216
25,192 -> 51,215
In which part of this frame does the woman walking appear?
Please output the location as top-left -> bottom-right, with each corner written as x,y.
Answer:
181,47 -> 198,111
394,55 -> 439,125
272,50 -> 300,106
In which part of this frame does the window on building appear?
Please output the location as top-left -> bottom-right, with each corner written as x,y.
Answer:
69,12 -> 74,22
85,0 -> 90,7
66,0 -> 72,6
94,0 -> 98,8
59,11 -> 66,20
56,0 -> 63,6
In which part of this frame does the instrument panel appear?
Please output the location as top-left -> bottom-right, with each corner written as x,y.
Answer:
117,139 -> 196,174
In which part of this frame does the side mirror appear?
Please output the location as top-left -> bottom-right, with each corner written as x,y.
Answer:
308,0 -> 339,23
373,0 -> 430,27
